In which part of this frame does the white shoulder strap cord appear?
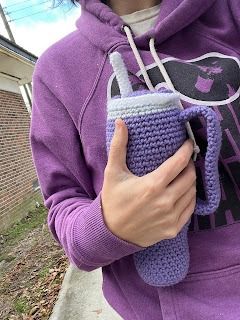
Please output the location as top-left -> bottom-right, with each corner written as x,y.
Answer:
124,25 -> 200,161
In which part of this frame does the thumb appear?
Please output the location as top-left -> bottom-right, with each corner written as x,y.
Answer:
107,118 -> 130,172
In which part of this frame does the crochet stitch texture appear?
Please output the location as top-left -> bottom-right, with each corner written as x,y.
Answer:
106,52 -> 222,287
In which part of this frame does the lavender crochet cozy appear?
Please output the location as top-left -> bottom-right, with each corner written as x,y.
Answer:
106,52 -> 222,287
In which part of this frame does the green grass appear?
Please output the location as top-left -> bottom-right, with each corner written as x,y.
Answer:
51,277 -> 61,286
0,254 -> 15,263
1,204 -> 48,248
39,263 -> 52,278
14,297 -> 30,314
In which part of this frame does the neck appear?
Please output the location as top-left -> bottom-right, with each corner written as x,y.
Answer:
106,0 -> 161,16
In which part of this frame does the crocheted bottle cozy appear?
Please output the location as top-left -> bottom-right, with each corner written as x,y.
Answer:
106,52 -> 222,287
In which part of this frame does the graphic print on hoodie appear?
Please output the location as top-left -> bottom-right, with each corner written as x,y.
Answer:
107,52 -> 240,232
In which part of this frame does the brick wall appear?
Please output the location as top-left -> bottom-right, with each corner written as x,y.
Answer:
0,89 -> 43,232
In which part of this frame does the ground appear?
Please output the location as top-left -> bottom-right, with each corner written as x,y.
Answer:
0,204 -> 68,320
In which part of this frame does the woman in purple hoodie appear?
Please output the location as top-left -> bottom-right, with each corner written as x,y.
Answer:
30,0 -> 240,319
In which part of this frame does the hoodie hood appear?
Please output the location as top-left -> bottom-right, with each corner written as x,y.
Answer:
76,0 -> 217,51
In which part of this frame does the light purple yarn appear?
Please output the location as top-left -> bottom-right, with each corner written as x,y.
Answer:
106,90 -> 222,287
179,106 -> 222,215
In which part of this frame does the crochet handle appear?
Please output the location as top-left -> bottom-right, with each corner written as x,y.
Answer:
179,106 -> 222,215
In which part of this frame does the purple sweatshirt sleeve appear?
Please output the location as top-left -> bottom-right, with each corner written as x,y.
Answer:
29,71 -> 144,272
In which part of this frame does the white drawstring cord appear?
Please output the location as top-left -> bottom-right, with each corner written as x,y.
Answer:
149,38 -> 175,91
123,25 -> 200,161
124,26 -> 155,92
149,37 -> 200,161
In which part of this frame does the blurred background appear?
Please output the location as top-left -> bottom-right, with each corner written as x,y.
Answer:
0,0 -> 80,55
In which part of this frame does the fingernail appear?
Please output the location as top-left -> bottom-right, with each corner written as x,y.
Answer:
115,118 -> 122,129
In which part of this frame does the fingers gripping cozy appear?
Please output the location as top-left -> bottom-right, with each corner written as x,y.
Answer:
106,52 -> 222,287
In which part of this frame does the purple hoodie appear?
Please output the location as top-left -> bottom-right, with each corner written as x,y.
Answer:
30,1 -> 240,319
